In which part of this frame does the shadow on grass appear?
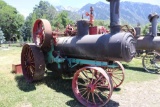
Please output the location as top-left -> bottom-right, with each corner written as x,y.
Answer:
14,72 -> 75,100
44,72 -> 120,107
15,75 -> 36,92
123,64 -> 160,75
43,72 -> 74,98
123,64 -> 146,73
15,71 -> 120,107
113,88 -> 121,92
65,99 -> 119,107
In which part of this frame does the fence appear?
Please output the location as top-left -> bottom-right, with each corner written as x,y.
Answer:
0,41 -> 31,47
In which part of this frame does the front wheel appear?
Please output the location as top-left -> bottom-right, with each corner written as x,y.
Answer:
72,66 -> 113,107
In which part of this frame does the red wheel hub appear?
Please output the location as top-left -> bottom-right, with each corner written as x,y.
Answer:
87,83 -> 96,93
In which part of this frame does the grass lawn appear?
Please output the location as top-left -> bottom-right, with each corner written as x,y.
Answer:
0,46 -> 159,107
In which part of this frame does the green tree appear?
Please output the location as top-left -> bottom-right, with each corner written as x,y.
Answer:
0,0 -> 24,41
21,1 -> 57,41
0,27 -> 5,46
94,20 -> 110,29
52,11 -> 74,30
21,1 -> 75,40
33,1 -> 57,21
21,15 -> 33,41
158,23 -> 160,32
142,23 -> 150,35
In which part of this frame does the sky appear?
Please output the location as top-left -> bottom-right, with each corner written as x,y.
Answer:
3,0 -> 160,18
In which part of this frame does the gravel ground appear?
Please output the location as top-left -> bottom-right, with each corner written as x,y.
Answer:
106,78 -> 160,107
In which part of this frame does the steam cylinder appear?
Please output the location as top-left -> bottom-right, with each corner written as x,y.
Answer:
55,32 -> 136,62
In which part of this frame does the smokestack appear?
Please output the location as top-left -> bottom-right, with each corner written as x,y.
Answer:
148,13 -> 159,37
107,0 -> 121,34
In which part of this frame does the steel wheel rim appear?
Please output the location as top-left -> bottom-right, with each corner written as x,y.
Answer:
142,52 -> 160,73
105,61 -> 125,88
72,66 -> 113,107
21,45 -> 35,82
21,44 -> 45,82
32,19 -> 52,51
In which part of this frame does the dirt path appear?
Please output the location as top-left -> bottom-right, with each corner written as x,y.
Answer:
107,78 -> 160,107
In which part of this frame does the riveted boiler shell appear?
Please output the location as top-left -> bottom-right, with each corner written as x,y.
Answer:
55,32 -> 136,62
136,36 -> 160,52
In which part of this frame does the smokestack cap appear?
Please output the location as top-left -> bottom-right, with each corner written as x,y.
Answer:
148,13 -> 159,22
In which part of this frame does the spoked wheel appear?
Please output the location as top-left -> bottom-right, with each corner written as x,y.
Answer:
121,24 -> 136,36
105,61 -> 125,88
142,51 -> 160,73
32,19 -> 52,51
72,66 -> 113,107
21,44 -> 45,82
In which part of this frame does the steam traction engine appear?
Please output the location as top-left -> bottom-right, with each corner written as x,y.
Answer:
21,0 -> 136,106
135,13 -> 160,73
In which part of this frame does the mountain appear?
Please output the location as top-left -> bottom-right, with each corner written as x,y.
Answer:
55,6 -> 65,11
120,1 -> 160,25
55,6 -> 81,22
55,6 -> 79,12
78,1 -> 160,25
78,2 -> 110,20
55,1 -> 160,25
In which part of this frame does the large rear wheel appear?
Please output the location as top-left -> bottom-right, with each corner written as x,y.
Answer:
21,44 -> 45,82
